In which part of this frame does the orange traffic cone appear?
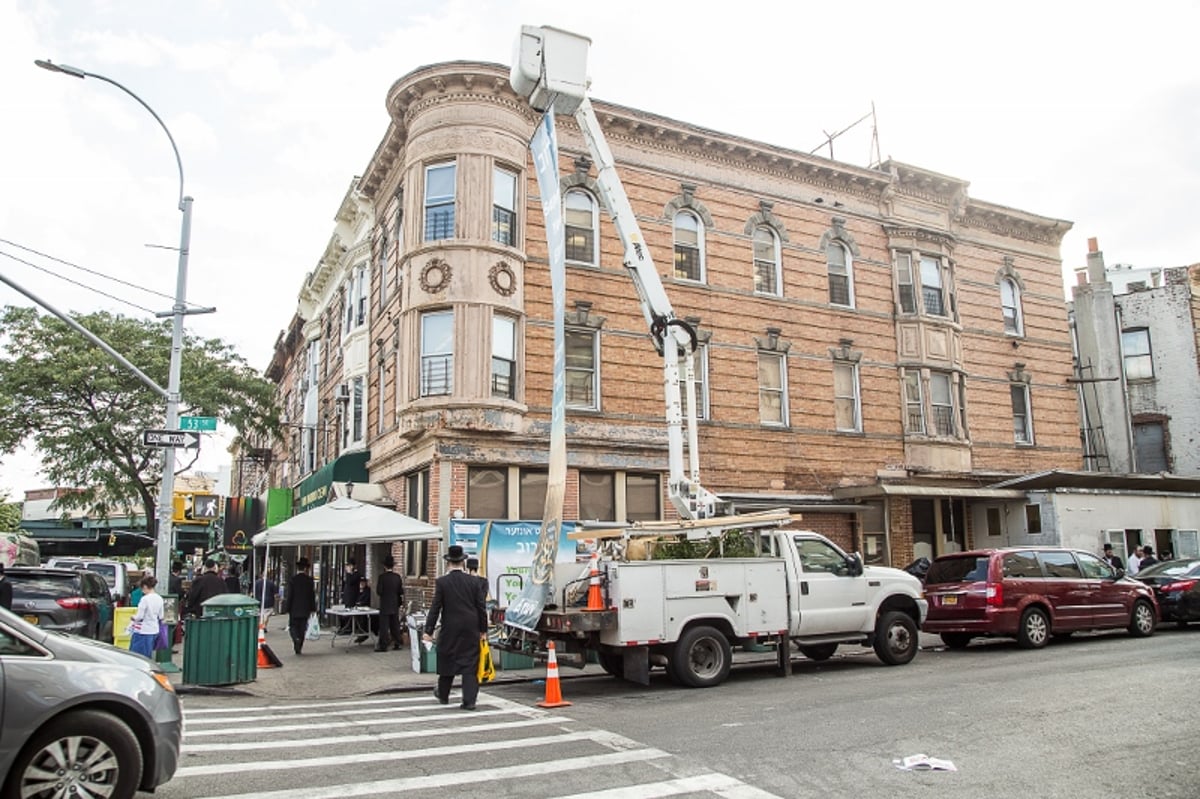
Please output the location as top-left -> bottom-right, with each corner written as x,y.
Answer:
536,641 -> 572,708
584,551 -> 604,611
256,622 -> 282,669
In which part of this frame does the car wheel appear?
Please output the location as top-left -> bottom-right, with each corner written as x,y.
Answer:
873,611 -> 918,665
940,633 -> 972,650
669,625 -> 732,688
597,651 -> 625,679
1017,607 -> 1049,649
1128,599 -> 1156,637
7,709 -> 143,799
797,643 -> 838,661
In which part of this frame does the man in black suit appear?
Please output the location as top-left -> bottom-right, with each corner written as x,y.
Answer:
375,555 -> 404,652
424,545 -> 487,710
282,557 -> 317,655
185,559 -> 227,617
339,558 -> 361,636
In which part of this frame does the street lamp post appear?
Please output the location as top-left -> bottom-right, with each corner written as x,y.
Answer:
35,59 -> 212,585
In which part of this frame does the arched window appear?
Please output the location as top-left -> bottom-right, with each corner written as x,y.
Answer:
753,227 -> 781,295
827,241 -> 854,307
673,211 -> 704,282
564,190 -> 598,265
1000,277 -> 1023,335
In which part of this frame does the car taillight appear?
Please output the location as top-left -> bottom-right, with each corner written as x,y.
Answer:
986,582 -> 1003,606
1161,579 -> 1197,593
56,597 -> 91,610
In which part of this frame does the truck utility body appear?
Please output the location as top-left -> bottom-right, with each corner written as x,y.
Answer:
504,524 -> 928,687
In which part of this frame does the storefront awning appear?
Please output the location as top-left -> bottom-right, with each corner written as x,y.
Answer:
832,484 -> 1028,500
295,451 -> 371,512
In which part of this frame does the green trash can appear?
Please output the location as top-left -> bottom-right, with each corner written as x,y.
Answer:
182,594 -> 259,686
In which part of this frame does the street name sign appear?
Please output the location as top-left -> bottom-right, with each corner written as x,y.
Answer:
179,416 -> 218,431
142,429 -> 201,449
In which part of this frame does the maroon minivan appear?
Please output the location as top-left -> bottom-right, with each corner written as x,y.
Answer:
922,547 -> 1158,649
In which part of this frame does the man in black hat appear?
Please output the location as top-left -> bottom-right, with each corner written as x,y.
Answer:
424,545 -> 487,710
375,555 -> 404,652
185,558 -> 227,618
1101,544 -> 1123,571
283,558 -> 317,655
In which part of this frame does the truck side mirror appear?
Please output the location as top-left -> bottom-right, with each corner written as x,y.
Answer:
845,553 -> 864,577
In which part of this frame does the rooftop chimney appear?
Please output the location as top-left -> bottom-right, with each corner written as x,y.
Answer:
1086,237 -> 1107,285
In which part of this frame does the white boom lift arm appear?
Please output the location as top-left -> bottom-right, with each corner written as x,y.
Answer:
511,25 -> 728,521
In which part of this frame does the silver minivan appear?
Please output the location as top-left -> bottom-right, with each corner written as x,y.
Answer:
0,607 -> 182,796
46,557 -> 133,606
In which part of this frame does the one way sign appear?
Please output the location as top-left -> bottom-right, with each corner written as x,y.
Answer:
142,429 -> 201,449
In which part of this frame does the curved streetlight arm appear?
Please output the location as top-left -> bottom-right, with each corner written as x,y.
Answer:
34,59 -> 186,210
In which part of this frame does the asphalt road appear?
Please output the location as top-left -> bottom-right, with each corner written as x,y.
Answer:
163,627 -> 1196,798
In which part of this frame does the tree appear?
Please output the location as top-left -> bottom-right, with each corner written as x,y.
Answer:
0,496 -> 19,532
0,306 -> 279,530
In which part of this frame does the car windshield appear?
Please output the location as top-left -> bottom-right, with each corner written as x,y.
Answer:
9,574 -> 79,598
1137,559 -> 1200,578
925,556 -> 990,584
84,563 -> 118,588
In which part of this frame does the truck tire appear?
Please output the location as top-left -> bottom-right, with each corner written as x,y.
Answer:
797,643 -> 838,661
669,625 -> 732,688
598,651 -> 625,679
873,611 -> 918,665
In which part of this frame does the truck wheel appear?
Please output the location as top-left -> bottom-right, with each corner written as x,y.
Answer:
873,611 -> 918,665
797,643 -> 838,661
597,652 -> 625,679
7,709 -> 142,799
669,625 -> 731,688
1127,599 -> 1156,637
1016,607 -> 1049,649
940,633 -> 972,650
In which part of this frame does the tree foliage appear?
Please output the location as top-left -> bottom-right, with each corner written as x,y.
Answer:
0,306 -> 279,527
0,499 -> 19,532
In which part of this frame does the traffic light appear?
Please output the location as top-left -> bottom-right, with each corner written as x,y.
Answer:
173,492 -> 220,524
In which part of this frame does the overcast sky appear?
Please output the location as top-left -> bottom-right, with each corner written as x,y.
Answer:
2,0 -> 1198,495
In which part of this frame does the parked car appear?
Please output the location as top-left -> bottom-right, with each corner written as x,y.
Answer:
1133,558 -> 1200,626
921,546 -> 1158,649
6,566 -> 116,642
0,607 -> 182,797
45,557 -> 132,606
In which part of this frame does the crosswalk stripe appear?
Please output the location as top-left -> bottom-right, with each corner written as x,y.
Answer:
181,716 -> 559,753
183,695 -> 433,715
192,748 -> 669,799
184,702 -> 456,725
552,772 -> 782,799
177,728 -> 614,778
183,708 -> 509,736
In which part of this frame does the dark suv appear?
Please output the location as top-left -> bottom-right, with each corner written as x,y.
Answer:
5,567 -> 115,642
922,547 -> 1158,649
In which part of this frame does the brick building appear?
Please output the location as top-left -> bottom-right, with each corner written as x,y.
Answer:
262,61 -> 1080,604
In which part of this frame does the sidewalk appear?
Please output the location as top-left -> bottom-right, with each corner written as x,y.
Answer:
166,622 -> 947,700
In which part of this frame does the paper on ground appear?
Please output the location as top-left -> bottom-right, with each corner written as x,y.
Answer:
893,754 -> 957,772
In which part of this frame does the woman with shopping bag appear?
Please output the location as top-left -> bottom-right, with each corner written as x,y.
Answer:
283,557 -> 317,655
128,576 -> 164,660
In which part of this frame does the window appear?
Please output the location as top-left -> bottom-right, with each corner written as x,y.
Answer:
673,211 -> 704,281
679,345 -> 708,421
519,469 -> 547,519
405,470 -> 430,578
467,466 -> 508,519
355,264 -> 367,326
492,315 -> 516,399
758,352 -> 787,426
1025,504 -> 1042,534
930,372 -> 955,436
1011,384 -> 1033,444
626,473 -> 660,522
420,311 -> 453,397
986,507 -> 1003,537
794,537 -> 849,574
1078,552 -> 1115,580
753,227 -> 780,295
492,166 -> 517,246
579,471 -> 615,521
1038,550 -> 1081,579
1001,551 -> 1040,578
377,362 -> 387,435
342,376 -> 363,447
378,225 -> 389,309
833,362 -> 861,432
566,329 -> 598,409
424,162 -> 456,241
920,256 -> 946,316
896,253 -> 916,313
903,371 -> 924,434
827,241 -> 854,307
564,190 -> 597,264
1000,278 -> 1023,335
1122,328 -> 1153,380
1133,421 -> 1168,472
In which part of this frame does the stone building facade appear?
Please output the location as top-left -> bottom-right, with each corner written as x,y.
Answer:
264,61 -> 1080,605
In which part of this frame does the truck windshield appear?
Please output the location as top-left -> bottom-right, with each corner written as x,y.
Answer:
925,556 -> 990,584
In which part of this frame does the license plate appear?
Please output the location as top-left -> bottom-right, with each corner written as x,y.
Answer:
24,615 -> 38,625
942,595 -> 958,606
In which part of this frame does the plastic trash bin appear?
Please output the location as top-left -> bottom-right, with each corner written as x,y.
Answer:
182,594 -> 259,685
113,606 -> 137,650
408,612 -> 437,673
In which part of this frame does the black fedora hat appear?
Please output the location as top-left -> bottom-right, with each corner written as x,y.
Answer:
444,544 -> 468,563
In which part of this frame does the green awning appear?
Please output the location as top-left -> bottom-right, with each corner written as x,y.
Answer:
295,451 -> 370,513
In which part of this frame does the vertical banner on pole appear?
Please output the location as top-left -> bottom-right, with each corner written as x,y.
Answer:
506,108 -> 566,632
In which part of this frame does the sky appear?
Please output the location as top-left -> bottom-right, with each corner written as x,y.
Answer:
2,0 -> 1198,496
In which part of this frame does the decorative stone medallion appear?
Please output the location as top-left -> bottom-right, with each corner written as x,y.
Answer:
489,261 -> 517,297
419,258 -> 451,293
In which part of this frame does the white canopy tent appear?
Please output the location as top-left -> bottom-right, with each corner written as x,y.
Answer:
251,498 -> 441,614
